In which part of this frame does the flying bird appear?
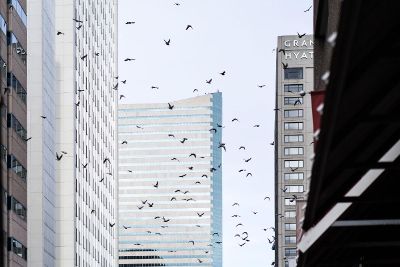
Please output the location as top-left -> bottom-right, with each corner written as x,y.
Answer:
264,196 -> 271,201
56,153 -> 63,161
109,223 -> 115,227
209,128 -> 217,133
137,206 -> 144,210
304,5 -> 312,12
57,31 -> 64,35
197,212 -> 205,217
193,89 -> 199,93
164,39 -> 171,46
82,163 -> 88,168
180,138 -> 188,143
121,80 -> 127,84
121,141 -> 128,145
232,203 -> 240,206
238,169 -> 246,173
103,158 -> 110,164
119,95 -> 125,100
258,85 -> 266,88
206,79 -> 212,84
179,174 -> 187,178
246,173 -> 253,177
168,103 -> 174,110
270,141 -> 275,146
80,54 -> 87,60
124,58 -> 135,61
220,71 -> 226,76
232,118 -> 239,122
253,124 -> 260,128
297,32 -> 306,38
239,146 -> 246,150
236,223 -> 244,227
189,153 -> 197,158
278,48 -> 286,55
123,225 -> 131,229
41,115 -> 47,119
73,18 -> 83,23
125,21 -> 135,24
168,134 -> 175,138
244,158 -> 252,162
151,86 -> 159,90
153,181 -> 159,188
282,62 -> 288,69
24,137 -> 32,142
186,25 -> 193,30
189,241 -> 195,245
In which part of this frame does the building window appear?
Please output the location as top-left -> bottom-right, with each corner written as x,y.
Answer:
285,223 -> 296,231
284,172 -> 304,180
9,237 -> 27,260
10,197 -> 26,221
284,147 -> 304,155
285,211 -> 296,218
284,84 -> 303,93
284,135 -> 304,143
0,144 -> 6,163
9,0 -> 27,26
284,122 -> 303,130
7,114 -> 27,140
8,73 -> 27,104
284,109 -> 303,118
284,235 -> 296,244
0,14 -> 6,35
284,160 -> 303,168
284,185 -> 304,193
284,68 -> 303,79
0,57 -> 6,82
284,97 -> 303,105
285,248 -> 297,257
8,155 -> 27,182
8,33 -> 26,65
285,198 -> 296,206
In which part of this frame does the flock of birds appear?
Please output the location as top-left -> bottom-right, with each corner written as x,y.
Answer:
28,1 -> 314,266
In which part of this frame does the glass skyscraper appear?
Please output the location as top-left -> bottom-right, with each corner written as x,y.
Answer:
118,93 -> 222,267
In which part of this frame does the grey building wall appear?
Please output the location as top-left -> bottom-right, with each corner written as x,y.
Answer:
118,93 -> 223,267
27,0 -> 57,266
274,35 -> 314,267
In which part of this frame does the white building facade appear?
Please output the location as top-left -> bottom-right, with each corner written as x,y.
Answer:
118,93 -> 223,267
28,1 -> 118,266
274,35 -> 314,267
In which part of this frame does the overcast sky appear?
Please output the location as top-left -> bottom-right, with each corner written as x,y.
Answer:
118,1 -> 312,266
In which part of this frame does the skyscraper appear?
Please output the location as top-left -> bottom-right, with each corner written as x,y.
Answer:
27,1 -> 118,266
118,93 -> 223,267
1,0 -> 28,266
274,35 -> 314,267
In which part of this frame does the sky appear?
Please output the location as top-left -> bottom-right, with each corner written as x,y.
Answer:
117,1 -> 312,266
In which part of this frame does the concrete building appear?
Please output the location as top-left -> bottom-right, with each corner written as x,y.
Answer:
27,0 -> 118,266
118,93 -> 222,267
0,0 -> 28,266
274,35 -> 314,267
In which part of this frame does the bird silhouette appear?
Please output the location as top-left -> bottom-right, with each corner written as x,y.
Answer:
151,86 -> 159,89
164,39 -> 171,45
232,203 -> 240,206
193,89 -> 199,93
153,181 -> 159,188
82,163 -> 88,168
123,225 -> 131,229
121,80 -> 127,84
278,48 -> 286,55
294,99 -> 302,106
246,173 -> 253,177
238,169 -> 246,173
103,158 -> 110,164
236,223 -> 243,227
186,25 -> 193,30
73,18 -> 83,23
168,134 -> 175,138
264,196 -> 271,201
121,141 -> 128,145
148,202 -> 154,207
57,31 -> 64,35
232,118 -> 239,122
197,212 -> 205,217
252,211 -> 258,214
162,217 -> 170,223
281,187 -> 288,192
304,5 -> 312,12
170,197 -> 177,201
270,141 -> 275,146
258,84 -> 266,88
239,146 -> 246,150
297,32 -> 306,38
232,215 -> 241,218
171,157 -> 179,161
99,177 -> 104,182
80,54 -> 87,60
244,158 -> 252,162
109,223 -> 115,227
189,241 -> 195,245
254,124 -> 260,127
189,153 -> 197,158
125,21 -> 135,24
91,209 -> 95,214
76,25 -> 83,30
220,71 -> 226,76
180,138 -> 188,143
239,243 -> 246,247
137,206 -> 144,210
290,167 -> 299,172
56,153 -> 63,161
202,174 -> 208,178
209,128 -> 217,133
282,62 -> 289,69
41,115 -> 47,119
124,58 -> 135,61
141,200 -> 148,204
24,137 -> 32,142
179,174 -> 187,178
206,79 -> 212,84
119,95 -> 125,100
168,103 -> 174,110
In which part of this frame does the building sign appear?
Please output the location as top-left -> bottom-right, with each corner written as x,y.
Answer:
283,39 -> 314,60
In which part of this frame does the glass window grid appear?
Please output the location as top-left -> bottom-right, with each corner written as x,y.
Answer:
11,196 -> 26,221
284,147 -> 304,156
284,185 -> 304,193
284,84 -> 303,93
284,235 -> 296,244
285,223 -> 296,231
8,73 -> 26,104
284,198 -> 296,206
284,109 -> 303,118
0,14 -> 6,35
284,211 -> 296,218
10,237 -> 27,260
0,144 -> 6,163
9,0 -> 27,26
284,122 -> 303,130
284,160 -> 303,168
285,248 -> 297,257
7,113 -> 27,140
284,172 -> 304,180
284,97 -> 303,105
8,33 -> 26,65
0,57 -> 6,82
8,155 -> 27,182
284,135 -> 304,143
284,68 -> 303,79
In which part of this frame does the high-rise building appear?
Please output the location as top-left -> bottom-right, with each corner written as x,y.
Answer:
27,1 -> 118,266
274,35 -> 314,267
0,0 -> 28,266
118,93 -> 223,267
